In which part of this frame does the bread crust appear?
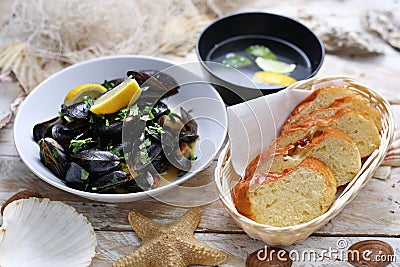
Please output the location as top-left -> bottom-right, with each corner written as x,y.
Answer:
275,109 -> 380,158
232,158 -> 337,226
245,128 -> 361,186
282,86 -> 355,130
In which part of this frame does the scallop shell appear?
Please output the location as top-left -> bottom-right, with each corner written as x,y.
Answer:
0,42 -> 45,92
0,197 -> 97,267
0,71 -> 26,130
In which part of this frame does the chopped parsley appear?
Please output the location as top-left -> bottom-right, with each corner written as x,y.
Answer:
83,96 -> 94,109
139,150 -> 150,165
69,135 -> 93,153
81,168 -> 89,181
139,138 -> 151,149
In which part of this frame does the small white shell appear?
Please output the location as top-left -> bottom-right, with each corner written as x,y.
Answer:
0,198 -> 97,267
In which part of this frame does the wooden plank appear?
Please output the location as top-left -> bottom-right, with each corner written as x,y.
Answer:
92,231 -> 400,266
0,122 -> 18,157
0,156 -> 399,236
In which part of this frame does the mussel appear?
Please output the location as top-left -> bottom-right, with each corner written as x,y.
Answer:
163,145 -> 192,172
70,149 -> 120,173
134,171 -> 157,191
65,162 -> 89,191
89,171 -> 130,192
180,107 -> 198,134
126,70 -> 179,99
33,117 -> 62,142
128,142 -> 163,172
39,138 -> 69,179
61,102 -> 90,119
52,120 -> 93,150
94,119 -> 123,138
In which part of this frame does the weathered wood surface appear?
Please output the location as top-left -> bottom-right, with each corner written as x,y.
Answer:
1,1 -> 400,266
94,233 -> 400,267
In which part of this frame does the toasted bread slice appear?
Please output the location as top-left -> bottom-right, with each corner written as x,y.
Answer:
232,157 -> 337,227
282,107 -> 342,132
281,86 -> 356,131
329,96 -> 382,131
246,129 -> 361,186
275,109 -> 380,157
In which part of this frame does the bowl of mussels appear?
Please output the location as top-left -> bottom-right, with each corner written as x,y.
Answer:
14,55 -> 227,202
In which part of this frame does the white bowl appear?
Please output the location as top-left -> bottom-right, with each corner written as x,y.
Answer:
14,55 -> 227,202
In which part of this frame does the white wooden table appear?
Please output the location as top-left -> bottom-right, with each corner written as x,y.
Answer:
0,0 -> 399,266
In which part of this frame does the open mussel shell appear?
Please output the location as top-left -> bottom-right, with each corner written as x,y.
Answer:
33,117 -> 62,142
39,137 -> 69,179
0,197 -> 97,267
126,70 -> 179,99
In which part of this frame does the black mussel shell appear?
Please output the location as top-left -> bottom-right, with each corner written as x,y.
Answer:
134,171 -> 156,191
39,137 -> 69,179
70,149 -> 120,173
128,143 -> 163,172
94,120 -> 123,137
90,170 -> 130,192
65,162 -> 89,191
140,70 -> 180,95
33,117 -> 62,142
151,101 -> 169,118
61,102 -> 90,119
180,107 -> 198,133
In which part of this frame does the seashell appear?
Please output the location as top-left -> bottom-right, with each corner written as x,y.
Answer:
246,247 -> 292,267
0,71 -> 26,130
0,43 -> 45,92
380,129 -> 400,167
0,197 -> 97,267
362,10 -> 400,50
0,190 -> 43,215
297,12 -> 384,56
373,166 -> 391,180
347,240 -> 394,267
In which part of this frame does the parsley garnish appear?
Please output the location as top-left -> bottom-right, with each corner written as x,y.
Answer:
138,138 -> 151,149
140,106 -> 155,121
83,96 -> 94,109
139,150 -> 150,165
81,168 -> 89,181
52,149 -> 59,158
69,135 -> 93,153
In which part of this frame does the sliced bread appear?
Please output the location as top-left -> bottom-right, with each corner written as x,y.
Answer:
281,85 -> 356,131
275,109 -> 380,157
232,157 -> 337,226
329,96 -> 382,131
246,128 -> 361,186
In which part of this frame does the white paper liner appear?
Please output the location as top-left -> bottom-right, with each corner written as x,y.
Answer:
227,88 -> 311,176
227,79 -> 357,176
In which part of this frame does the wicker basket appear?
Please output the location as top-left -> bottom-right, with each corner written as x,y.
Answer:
215,76 -> 395,246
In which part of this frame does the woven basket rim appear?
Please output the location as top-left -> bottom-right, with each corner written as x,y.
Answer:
215,75 -> 395,233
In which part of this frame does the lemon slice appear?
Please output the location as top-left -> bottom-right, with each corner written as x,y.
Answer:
255,57 -> 296,73
90,78 -> 142,114
64,84 -> 107,106
253,71 -> 297,86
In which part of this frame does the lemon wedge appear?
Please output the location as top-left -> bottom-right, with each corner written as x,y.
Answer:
255,57 -> 296,73
90,78 -> 142,114
253,71 -> 297,86
64,84 -> 107,106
